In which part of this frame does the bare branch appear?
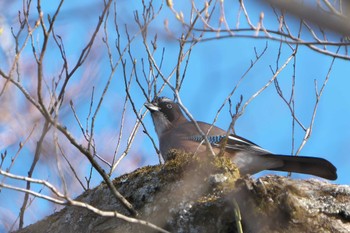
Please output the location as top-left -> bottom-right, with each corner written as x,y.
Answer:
0,169 -> 169,233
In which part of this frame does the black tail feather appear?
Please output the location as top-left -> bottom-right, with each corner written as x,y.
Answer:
264,154 -> 337,180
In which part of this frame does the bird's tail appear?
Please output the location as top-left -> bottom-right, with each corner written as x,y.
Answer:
264,154 -> 337,180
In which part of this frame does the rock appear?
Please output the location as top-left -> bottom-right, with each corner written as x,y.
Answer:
14,151 -> 350,233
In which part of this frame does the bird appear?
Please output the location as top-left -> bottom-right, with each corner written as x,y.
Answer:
145,96 -> 337,180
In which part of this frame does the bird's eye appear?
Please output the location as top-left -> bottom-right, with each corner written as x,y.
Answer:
166,104 -> 172,109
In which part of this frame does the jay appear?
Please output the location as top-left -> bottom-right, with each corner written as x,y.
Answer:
145,97 -> 337,180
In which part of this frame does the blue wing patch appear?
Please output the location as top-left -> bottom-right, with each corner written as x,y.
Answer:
186,135 -> 225,144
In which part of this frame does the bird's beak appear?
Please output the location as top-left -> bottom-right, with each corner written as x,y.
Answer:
144,102 -> 160,112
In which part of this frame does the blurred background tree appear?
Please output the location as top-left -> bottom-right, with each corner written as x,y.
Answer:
1,0 -> 349,231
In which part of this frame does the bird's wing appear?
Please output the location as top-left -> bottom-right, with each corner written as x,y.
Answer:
186,134 -> 272,154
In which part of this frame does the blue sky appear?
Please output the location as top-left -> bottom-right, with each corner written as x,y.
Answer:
0,0 -> 349,230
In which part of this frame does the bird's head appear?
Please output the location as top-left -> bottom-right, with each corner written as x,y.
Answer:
145,97 -> 186,137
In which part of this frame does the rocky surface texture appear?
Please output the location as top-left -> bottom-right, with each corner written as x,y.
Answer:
14,151 -> 350,233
